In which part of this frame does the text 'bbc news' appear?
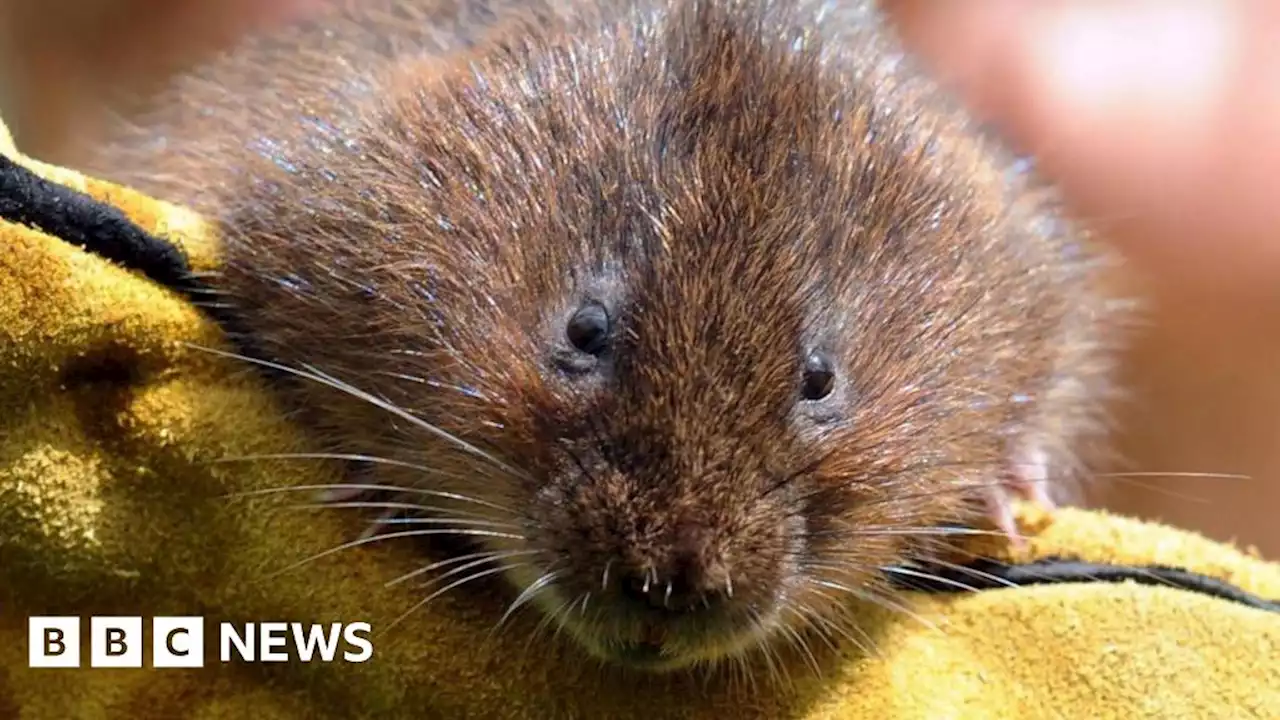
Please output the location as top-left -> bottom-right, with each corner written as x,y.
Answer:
28,617 -> 373,668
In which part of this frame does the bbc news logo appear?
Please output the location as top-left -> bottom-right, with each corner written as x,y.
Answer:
28,617 -> 373,668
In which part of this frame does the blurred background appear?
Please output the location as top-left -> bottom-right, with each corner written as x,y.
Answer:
1,0 -> 1276,558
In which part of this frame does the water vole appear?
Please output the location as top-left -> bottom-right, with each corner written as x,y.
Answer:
88,0 -> 1123,672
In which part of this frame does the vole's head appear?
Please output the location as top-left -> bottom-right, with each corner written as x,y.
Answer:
207,0 -> 1112,671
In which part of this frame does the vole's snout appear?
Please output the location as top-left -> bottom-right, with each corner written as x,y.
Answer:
613,533 -> 733,614
543,448 -> 793,667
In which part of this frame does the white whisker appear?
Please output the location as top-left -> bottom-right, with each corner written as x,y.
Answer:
302,499 -> 494,522
225,482 -> 513,515
214,452 -> 470,482
812,579 -> 942,634
366,515 -> 519,529
880,566 -> 980,593
924,558 -> 1019,589
183,343 -> 531,481
392,549 -> 541,589
1097,471 -> 1250,481
382,563 -> 532,634
495,568 -> 562,631
268,527 -> 525,579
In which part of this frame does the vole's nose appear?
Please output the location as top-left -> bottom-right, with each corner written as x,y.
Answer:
618,570 -> 665,608
616,527 -> 731,613
619,566 -> 728,612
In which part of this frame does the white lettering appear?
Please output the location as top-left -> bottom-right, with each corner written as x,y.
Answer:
291,623 -> 342,662
342,623 -> 373,662
219,623 -> 255,662
259,622 -> 289,661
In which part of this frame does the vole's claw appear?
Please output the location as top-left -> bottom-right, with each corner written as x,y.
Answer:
987,446 -> 1054,550
985,486 -> 1026,550
1010,446 -> 1055,508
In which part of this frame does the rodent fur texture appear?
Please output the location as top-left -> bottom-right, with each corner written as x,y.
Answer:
88,0 -> 1126,672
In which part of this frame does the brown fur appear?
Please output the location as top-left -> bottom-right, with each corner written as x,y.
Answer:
88,0 -> 1124,672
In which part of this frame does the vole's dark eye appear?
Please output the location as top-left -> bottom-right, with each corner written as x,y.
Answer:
801,351 -> 835,400
567,301 -> 610,355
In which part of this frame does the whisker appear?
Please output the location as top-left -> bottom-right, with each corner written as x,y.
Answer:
214,452 -> 471,483
600,558 -> 614,591
786,604 -> 840,654
382,563 -> 532,634
298,361 -> 531,478
548,596 -> 581,645
360,514 -> 519,530
405,552 -> 521,592
812,526 -> 1012,539
183,343 -> 531,481
524,594 -> 575,655
787,458 -> 1004,507
732,643 -> 758,694
880,566 -> 980,593
776,613 -> 823,676
1093,470 -> 1250,505
383,549 -> 502,588
811,524 -> 1030,547
303,500 -> 495,522
1091,477 -> 1214,504
923,557 -> 1020,589
267,527 -> 526,580
1096,471 -> 1251,481
495,568 -> 562,631
801,589 -> 882,659
387,549 -> 542,589
294,500 -> 511,524
369,367 -> 491,402
812,579 -> 942,634
756,610 -> 792,688
224,482 -> 513,515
